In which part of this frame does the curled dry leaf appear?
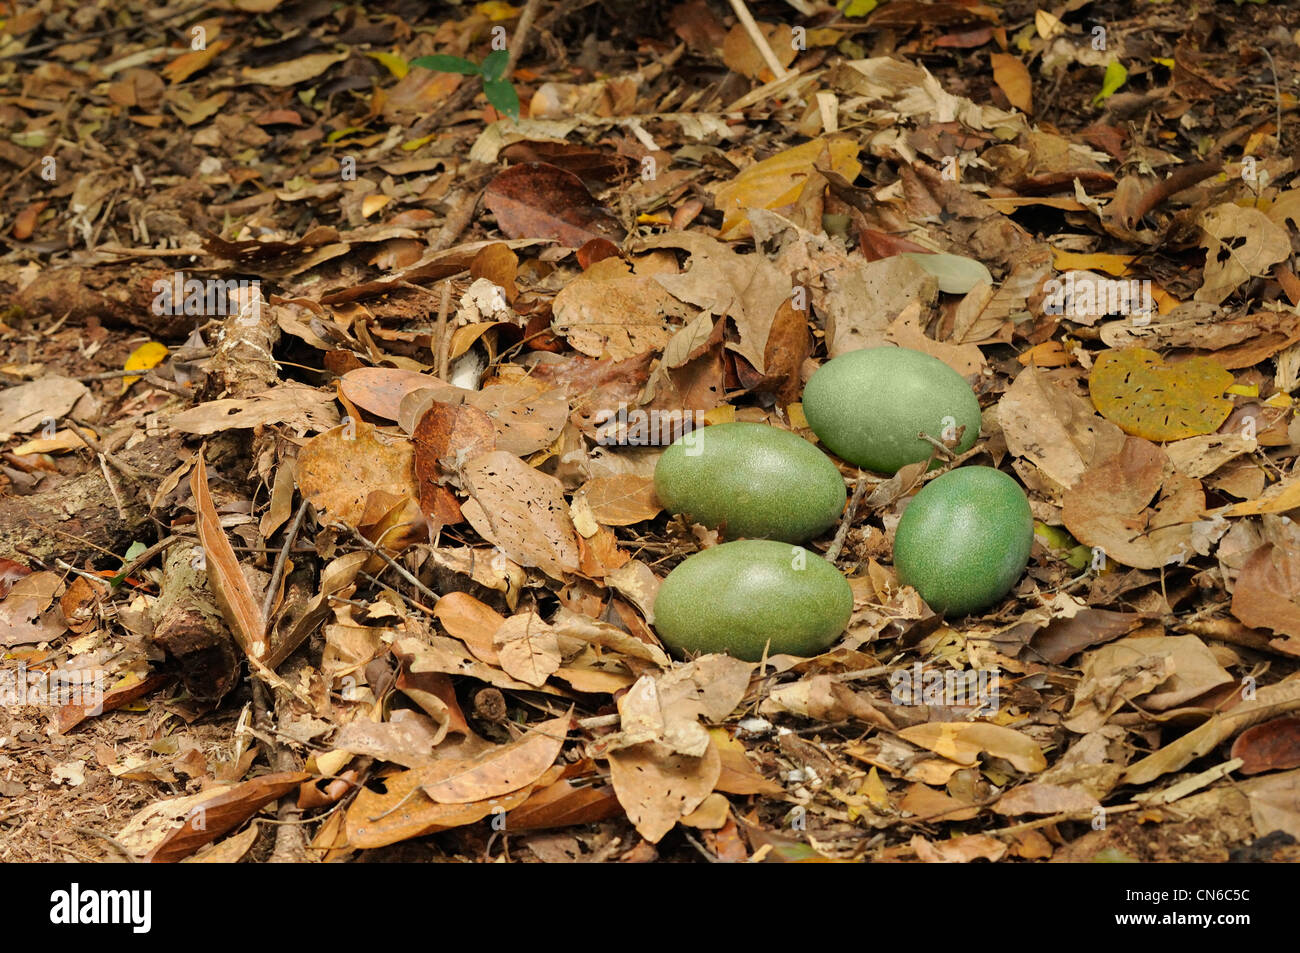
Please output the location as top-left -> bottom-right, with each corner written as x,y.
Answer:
191,453 -> 267,660
898,722 -> 1047,773
117,771 -> 309,863
461,450 -> 580,579
297,420 -> 418,529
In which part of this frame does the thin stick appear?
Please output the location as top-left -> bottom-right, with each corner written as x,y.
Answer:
344,526 -> 442,606
261,498 -> 310,629
1260,47 -> 1283,149
825,470 -> 868,563
504,0 -> 543,79
66,418 -> 149,482
726,0 -> 788,80
437,280 -> 452,379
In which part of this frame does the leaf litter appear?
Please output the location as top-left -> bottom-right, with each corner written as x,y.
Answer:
1,0 -> 1299,865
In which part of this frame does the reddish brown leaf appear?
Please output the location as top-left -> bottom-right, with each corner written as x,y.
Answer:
412,401 -> 494,524
483,162 -> 625,248
1231,717 -> 1300,775
0,558 -> 32,599
146,772 -> 309,862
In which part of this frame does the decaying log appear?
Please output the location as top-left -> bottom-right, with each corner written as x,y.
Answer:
149,543 -> 240,701
0,433 -> 184,565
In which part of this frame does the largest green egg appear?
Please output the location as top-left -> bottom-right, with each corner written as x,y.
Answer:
802,346 -> 981,474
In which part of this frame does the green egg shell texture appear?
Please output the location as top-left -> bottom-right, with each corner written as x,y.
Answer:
653,540 -> 854,662
653,422 -> 847,543
892,466 -> 1034,617
801,346 -> 981,474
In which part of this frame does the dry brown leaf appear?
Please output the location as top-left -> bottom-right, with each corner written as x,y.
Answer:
418,712 -> 571,804
1231,543 -> 1300,646
994,782 -> 1101,816
1196,203 -> 1291,305
1061,437 -> 1207,570
607,738 -> 721,844
640,231 -> 791,374
575,474 -> 661,526
432,591 -> 504,664
191,452 -> 266,660
117,771 -> 308,863
461,450 -> 580,579
911,832 -> 1008,863
712,137 -> 861,240
898,722 -> 1047,773
999,365 -> 1125,492
493,612 -> 562,687
1123,680 -> 1300,786
551,255 -> 690,360
297,421 -> 418,529
989,52 -> 1033,113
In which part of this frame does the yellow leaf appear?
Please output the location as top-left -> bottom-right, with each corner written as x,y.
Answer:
1088,348 -> 1233,442
1035,10 -> 1065,39
361,193 -> 391,217
122,341 -> 169,393
402,133 -> 436,151
714,137 -> 861,240
1052,250 -> 1136,276
898,722 -> 1047,773
703,405 -> 735,426
364,51 -> 408,79
1153,57 -> 1175,68
1092,58 -> 1128,107
475,1 -> 522,20
1225,383 -> 1259,397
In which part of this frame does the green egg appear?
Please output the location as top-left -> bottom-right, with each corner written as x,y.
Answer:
653,422 -> 846,543
802,346 -> 981,473
892,466 -> 1034,617
653,540 -> 853,661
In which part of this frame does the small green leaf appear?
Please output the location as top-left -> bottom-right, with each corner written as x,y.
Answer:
122,541 -> 148,564
1091,58 -> 1128,107
409,54 -> 481,75
480,49 -> 510,82
484,78 -> 520,121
